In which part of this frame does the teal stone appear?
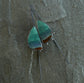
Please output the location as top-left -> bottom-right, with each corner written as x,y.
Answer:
37,20 -> 52,41
28,26 -> 42,49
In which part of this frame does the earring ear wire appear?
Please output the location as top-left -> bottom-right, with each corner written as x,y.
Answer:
30,5 -> 41,20
30,5 -> 36,26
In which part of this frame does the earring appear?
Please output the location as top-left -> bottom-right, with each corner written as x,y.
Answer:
28,6 -> 43,82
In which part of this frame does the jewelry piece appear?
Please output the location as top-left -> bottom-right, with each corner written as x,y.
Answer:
28,6 -> 43,81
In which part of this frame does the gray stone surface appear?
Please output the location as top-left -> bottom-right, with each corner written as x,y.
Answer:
0,0 -> 84,83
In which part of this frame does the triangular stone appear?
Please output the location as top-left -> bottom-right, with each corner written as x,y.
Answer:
28,26 -> 42,49
37,20 -> 52,43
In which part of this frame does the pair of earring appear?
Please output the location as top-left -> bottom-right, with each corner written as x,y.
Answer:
28,5 -> 52,81
28,5 -> 67,59
28,5 -> 69,82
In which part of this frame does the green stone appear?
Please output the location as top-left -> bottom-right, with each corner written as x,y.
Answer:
28,26 -> 42,49
37,20 -> 52,41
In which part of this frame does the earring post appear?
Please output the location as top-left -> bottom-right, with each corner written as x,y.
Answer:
30,5 -> 41,20
30,5 -> 36,26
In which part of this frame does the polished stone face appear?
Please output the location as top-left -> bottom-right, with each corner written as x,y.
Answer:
28,26 -> 42,49
37,20 -> 52,41
0,0 -> 84,83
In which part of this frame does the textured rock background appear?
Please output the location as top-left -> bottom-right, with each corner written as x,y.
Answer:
0,0 -> 84,83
